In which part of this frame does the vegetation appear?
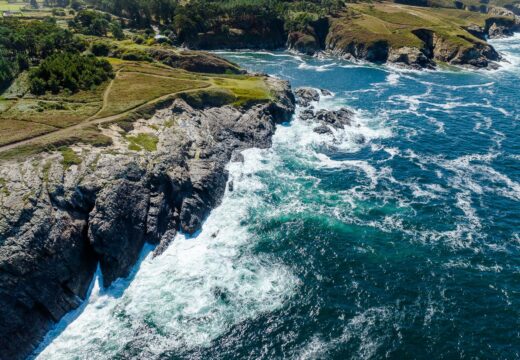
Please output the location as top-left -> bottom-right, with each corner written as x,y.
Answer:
125,133 -> 158,152
59,146 -> 82,168
329,2 -> 495,52
69,9 -> 124,39
29,53 -> 114,94
1,0 -> 515,162
0,54 -> 274,160
0,18 -> 83,88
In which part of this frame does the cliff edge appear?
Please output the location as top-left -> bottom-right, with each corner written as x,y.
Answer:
0,78 -> 295,360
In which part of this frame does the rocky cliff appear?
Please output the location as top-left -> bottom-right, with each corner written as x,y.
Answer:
0,78 -> 295,360
181,3 -> 518,70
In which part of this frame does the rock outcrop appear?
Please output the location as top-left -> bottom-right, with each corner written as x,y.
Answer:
295,87 -> 355,136
0,78 -> 295,360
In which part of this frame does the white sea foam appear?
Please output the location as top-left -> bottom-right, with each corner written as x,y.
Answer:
386,73 -> 400,86
488,33 -> 520,72
298,62 -> 337,72
293,306 -> 396,360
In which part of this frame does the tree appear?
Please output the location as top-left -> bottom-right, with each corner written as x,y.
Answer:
29,52 -> 114,94
110,21 -> 124,40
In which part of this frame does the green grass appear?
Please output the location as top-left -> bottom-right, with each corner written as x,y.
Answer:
331,3 -> 498,53
210,76 -> 272,107
96,70 -> 209,118
0,58 -> 277,160
0,0 -> 25,12
125,133 -> 159,152
59,146 -> 82,169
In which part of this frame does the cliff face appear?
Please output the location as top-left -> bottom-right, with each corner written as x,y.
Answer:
184,18 -> 287,50
0,78 -> 295,360
181,3 -> 518,70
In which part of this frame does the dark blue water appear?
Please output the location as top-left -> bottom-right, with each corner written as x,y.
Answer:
37,37 -> 519,359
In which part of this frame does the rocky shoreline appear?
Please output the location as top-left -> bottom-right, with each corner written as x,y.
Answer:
184,5 -> 519,70
0,78 -> 295,360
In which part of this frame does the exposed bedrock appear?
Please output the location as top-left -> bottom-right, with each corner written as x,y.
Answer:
295,87 -> 355,136
0,79 -> 295,360
325,24 -> 502,69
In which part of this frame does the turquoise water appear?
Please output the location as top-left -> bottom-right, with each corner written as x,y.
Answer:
36,36 -> 519,359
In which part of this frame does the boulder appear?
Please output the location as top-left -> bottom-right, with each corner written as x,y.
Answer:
295,87 -> 320,107
387,46 -> 435,69
300,109 -> 315,121
287,31 -> 321,55
315,108 -> 354,129
313,124 -> 333,134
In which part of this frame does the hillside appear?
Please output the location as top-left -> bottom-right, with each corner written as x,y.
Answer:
325,2 -> 512,68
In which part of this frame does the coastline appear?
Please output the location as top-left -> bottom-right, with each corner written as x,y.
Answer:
0,78 -> 295,360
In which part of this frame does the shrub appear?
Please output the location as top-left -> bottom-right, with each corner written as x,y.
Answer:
29,52 -> 114,95
91,42 -> 110,56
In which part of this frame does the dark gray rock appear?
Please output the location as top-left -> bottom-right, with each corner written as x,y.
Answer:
313,124 -> 333,135
295,87 -> 320,107
315,108 -> 354,129
88,178 -> 151,287
320,89 -> 333,97
300,109 -> 315,121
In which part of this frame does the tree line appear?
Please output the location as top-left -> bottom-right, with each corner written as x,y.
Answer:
82,0 -> 345,36
0,18 -> 84,90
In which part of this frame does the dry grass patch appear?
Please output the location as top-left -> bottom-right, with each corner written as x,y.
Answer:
210,76 -> 272,107
0,119 -> 56,146
334,3 -> 496,51
96,71 -> 209,118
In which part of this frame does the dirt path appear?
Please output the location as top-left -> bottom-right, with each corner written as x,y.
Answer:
87,68 -> 123,120
0,85 -> 213,154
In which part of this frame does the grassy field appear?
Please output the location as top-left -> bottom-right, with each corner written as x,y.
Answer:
0,0 -> 26,11
96,69 -> 209,118
0,58 -> 273,160
331,3 -> 501,52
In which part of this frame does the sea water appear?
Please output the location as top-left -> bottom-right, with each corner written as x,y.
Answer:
35,36 -> 520,359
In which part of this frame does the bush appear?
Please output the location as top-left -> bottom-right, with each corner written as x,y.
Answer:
29,52 -> 114,95
91,42 -> 110,56
72,9 -> 112,36
0,18 -> 83,88
52,8 -> 66,16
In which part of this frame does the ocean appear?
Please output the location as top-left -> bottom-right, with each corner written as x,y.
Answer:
34,35 -> 520,359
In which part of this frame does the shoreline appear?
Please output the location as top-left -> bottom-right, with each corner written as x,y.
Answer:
0,78 -> 295,360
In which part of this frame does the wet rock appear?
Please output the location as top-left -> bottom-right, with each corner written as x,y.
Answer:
387,47 -> 435,70
353,133 -> 366,144
231,151 -> 244,163
487,22 -> 514,38
287,31 -> 321,55
315,108 -> 354,129
295,87 -> 320,107
299,109 -> 315,121
320,89 -> 333,97
313,124 -> 333,135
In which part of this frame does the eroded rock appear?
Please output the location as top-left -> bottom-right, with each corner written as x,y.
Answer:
295,87 -> 320,107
